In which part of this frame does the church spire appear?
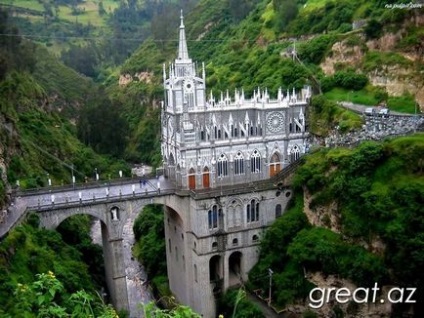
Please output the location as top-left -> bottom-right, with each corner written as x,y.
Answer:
177,10 -> 189,61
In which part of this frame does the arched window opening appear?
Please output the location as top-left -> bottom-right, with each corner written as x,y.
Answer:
234,151 -> 244,175
250,150 -> 261,173
252,235 -> 259,242
212,242 -> 218,250
110,207 -> 120,221
232,238 -> 238,246
217,154 -> 228,177
290,145 -> 301,162
208,205 -> 218,230
275,204 -> 282,218
246,199 -> 259,223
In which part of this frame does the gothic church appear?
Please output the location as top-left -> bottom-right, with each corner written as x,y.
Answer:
161,14 -> 310,189
160,12 -> 310,318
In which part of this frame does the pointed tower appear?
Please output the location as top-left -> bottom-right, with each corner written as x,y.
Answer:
175,10 -> 194,77
162,11 -> 207,186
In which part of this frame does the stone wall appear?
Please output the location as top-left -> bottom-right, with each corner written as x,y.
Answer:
323,115 -> 424,147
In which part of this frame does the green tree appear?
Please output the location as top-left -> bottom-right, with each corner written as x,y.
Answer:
98,1 -> 106,15
10,272 -> 118,317
77,89 -> 129,157
273,0 -> 298,32
133,205 -> 167,279
364,19 -> 383,40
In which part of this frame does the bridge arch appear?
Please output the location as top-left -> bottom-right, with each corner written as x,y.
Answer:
36,204 -> 129,313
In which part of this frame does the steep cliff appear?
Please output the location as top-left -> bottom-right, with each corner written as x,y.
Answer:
250,135 -> 424,317
321,10 -> 424,111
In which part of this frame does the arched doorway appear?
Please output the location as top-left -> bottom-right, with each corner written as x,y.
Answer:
188,168 -> 196,190
228,251 -> 242,287
209,255 -> 223,294
269,152 -> 281,177
202,167 -> 210,188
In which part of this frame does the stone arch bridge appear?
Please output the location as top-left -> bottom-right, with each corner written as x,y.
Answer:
1,161 -> 301,317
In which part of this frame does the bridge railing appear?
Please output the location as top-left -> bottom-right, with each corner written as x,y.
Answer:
13,174 -> 158,197
26,187 -> 177,211
272,157 -> 305,183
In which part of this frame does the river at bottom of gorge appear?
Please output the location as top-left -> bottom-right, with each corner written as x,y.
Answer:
91,215 -> 154,318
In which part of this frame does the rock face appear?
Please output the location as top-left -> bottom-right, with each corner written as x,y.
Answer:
303,187 -> 342,233
300,191 -> 411,318
320,40 -> 365,76
119,72 -> 154,86
320,11 -> 424,111
0,113 -> 17,212
304,273 -> 395,318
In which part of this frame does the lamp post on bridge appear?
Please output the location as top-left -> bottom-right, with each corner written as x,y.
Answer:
95,168 -> 99,182
46,173 -> 51,188
71,164 -> 75,188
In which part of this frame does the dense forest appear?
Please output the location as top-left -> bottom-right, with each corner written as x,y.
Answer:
1,0 -> 424,317
250,134 -> 424,316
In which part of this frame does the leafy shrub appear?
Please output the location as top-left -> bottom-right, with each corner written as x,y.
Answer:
133,205 -> 167,280
298,35 -> 338,64
218,288 -> 262,318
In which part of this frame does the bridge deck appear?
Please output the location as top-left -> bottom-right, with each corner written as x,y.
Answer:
0,160 -> 302,238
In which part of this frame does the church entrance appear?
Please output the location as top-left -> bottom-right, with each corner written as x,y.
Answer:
202,167 -> 210,188
188,168 -> 196,190
269,153 -> 281,177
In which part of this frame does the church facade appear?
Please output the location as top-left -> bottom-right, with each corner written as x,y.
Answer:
161,15 -> 310,190
160,13 -> 310,317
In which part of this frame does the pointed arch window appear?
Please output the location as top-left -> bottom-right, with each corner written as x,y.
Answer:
270,152 -> 281,177
217,153 -> 228,177
110,207 -> 120,221
290,145 -> 300,162
246,199 -> 259,223
208,204 -> 218,230
250,150 -> 261,173
234,151 -> 244,175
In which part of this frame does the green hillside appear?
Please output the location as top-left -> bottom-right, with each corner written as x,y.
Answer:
0,10 -> 128,316
249,134 -> 424,315
0,9 -> 129,194
112,0 -> 423,162
0,214 -> 115,316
